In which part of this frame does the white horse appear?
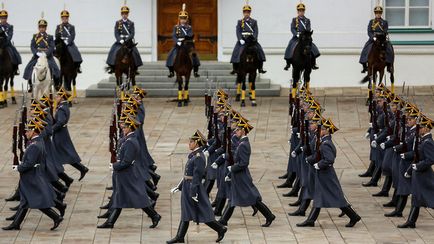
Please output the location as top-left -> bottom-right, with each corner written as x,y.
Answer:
31,53 -> 56,100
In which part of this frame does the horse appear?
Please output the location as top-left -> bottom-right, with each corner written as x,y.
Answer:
31,53 -> 52,101
236,34 -> 259,107
173,35 -> 196,107
107,39 -> 138,98
0,29 -> 17,108
55,33 -> 78,103
360,32 -> 395,96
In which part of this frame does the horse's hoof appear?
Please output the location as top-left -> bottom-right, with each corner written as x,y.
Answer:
177,102 -> 183,107
252,101 -> 257,107
183,101 -> 189,107
241,101 -> 246,107
11,97 -> 16,104
235,94 -> 241,102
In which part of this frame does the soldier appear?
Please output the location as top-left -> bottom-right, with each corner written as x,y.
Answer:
230,3 -> 266,75
2,119 -> 63,231
359,6 -> 394,73
106,5 -> 142,74
218,118 -> 276,227
55,10 -> 83,73
23,18 -> 60,92
297,119 -> 361,227
53,88 -> 89,180
0,6 -> 21,74
98,115 -> 161,229
284,3 -> 320,70
398,114 -> 434,228
166,3 -> 200,78
167,130 -> 227,244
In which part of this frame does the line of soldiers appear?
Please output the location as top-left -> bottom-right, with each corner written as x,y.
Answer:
96,87 -> 161,229
359,84 -> 434,228
277,87 -> 361,227
3,88 -> 88,230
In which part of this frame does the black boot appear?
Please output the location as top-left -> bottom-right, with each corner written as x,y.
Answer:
278,172 -> 289,179
383,190 -> 399,207
284,59 -> 291,71
255,200 -> 275,227
76,63 -> 82,73
218,205 -> 235,226
52,180 -> 68,193
289,194 -> 302,206
206,179 -> 215,195
386,63 -> 393,73
398,206 -> 419,228
359,161 -> 375,177
5,212 -> 17,221
54,199 -> 67,217
166,221 -> 189,244
283,177 -> 300,197
150,171 -> 161,186
106,186 -> 113,190
40,208 -> 63,230
385,195 -> 408,217
289,199 -> 311,216
146,180 -> 157,191
230,63 -> 239,75
312,58 -> 319,70
97,208 -> 122,228
71,162 -> 89,181
27,80 -> 33,93
100,198 -> 112,209
5,189 -> 20,202
58,172 -> 74,187
168,66 -> 175,78
213,197 -> 226,216
193,66 -> 200,78
340,206 -> 361,227
258,62 -> 267,74
147,189 -> 160,201
277,173 -> 295,188
54,189 -> 65,202
107,65 -> 115,74
2,208 -> 28,230
10,204 -> 20,211
361,63 -> 368,73
362,165 -> 381,187
97,209 -> 111,219
142,207 -> 161,228
206,220 -> 227,242
297,208 -> 320,227
372,176 -> 392,197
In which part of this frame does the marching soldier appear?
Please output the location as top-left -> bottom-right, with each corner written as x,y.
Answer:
106,5 -> 143,74
398,114 -> 434,228
2,119 -> 63,231
53,88 -> 89,180
55,10 -> 83,73
0,6 -> 21,75
166,3 -> 200,78
284,3 -> 320,70
23,18 -> 60,92
230,3 -> 266,75
359,6 -> 394,73
297,119 -> 361,227
167,130 -> 227,243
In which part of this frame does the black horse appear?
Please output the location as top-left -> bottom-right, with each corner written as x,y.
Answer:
236,34 -> 259,107
55,33 -> 78,101
0,29 -> 16,108
173,35 -> 196,107
106,39 -> 138,97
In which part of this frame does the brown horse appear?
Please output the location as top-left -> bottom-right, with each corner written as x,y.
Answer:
0,29 -> 16,108
173,35 -> 196,107
236,34 -> 259,107
55,33 -> 78,104
360,32 -> 395,95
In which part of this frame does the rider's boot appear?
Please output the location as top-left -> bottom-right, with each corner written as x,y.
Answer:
193,66 -> 200,78
386,63 -> 393,73
76,63 -> 82,73
361,63 -> 368,73
230,63 -> 239,75
27,80 -> 33,93
312,58 -> 319,70
168,66 -> 175,78
284,59 -> 291,71
258,62 -> 267,74
108,65 -> 115,74
14,65 -> 20,75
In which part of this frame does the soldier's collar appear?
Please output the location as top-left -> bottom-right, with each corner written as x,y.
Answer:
422,132 -> 432,138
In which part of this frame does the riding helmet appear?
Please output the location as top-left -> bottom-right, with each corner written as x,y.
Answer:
179,3 -> 188,19
0,10 -> 7,18
374,6 -> 383,13
61,10 -> 70,17
297,3 -> 306,11
243,4 -> 252,12
121,6 -> 130,14
38,19 -> 48,27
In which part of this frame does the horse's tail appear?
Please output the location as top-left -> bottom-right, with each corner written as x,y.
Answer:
360,74 -> 370,84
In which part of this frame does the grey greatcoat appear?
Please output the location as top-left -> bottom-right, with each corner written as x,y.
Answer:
0,23 -> 22,65
18,136 -> 56,209
180,149 -> 215,223
410,133 -> 434,208
39,112 -> 61,182
359,18 -> 394,64
166,24 -> 200,67
284,16 -> 320,61
23,32 -> 60,80
55,23 -> 83,63
52,101 -> 81,165
229,136 -> 262,207
395,126 -> 417,195
230,17 -> 266,63
106,19 -> 143,67
111,132 -> 152,209
287,127 -> 300,174
308,135 -> 349,208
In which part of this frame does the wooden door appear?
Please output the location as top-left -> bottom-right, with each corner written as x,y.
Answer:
157,0 -> 218,60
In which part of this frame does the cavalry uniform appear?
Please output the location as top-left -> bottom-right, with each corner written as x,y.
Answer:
166,24 -> 200,75
55,11 -> 83,69
230,4 -> 266,74
23,19 -> 60,81
0,9 -> 22,68
360,6 -> 394,72
284,3 -> 320,69
106,6 -> 143,70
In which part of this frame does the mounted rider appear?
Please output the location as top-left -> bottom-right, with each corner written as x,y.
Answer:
230,3 -> 266,75
23,18 -> 60,93
0,6 -> 22,75
360,6 -> 394,73
106,5 -> 143,74
55,10 -> 83,73
166,3 -> 200,78
284,3 -> 320,70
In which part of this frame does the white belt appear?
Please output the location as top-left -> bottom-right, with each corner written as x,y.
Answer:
242,32 -> 253,36
34,164 -> 40,168
120,34 -> 129,38
63,125 -> 67,128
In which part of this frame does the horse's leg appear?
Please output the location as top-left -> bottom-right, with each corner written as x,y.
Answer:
177,75 -> 183,107
304,70 -> 311,95
241,74 -> 246,107
0,78 -> 4,108
292,69 -> 300,99
248,73 -> 253,100
9,75 -> 16,104
236,74 -> 241,102
72,77 -> 78,104
2,78 -> 8,107
119,76 -> 125,100
250,72 -> 257,107
183,74 -> 190,106
390,69 -> 395,94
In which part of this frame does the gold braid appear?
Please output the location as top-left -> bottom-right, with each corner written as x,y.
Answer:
296,17 -> 299,30
241,19 -> 244,29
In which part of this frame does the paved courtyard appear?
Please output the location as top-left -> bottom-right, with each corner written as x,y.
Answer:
0,92 -> 434,244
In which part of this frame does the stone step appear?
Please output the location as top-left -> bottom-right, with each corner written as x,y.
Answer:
138,62 -> 232,70
137,69 -> 234,77
86,84 -> 281,97
108,76 -> 268,83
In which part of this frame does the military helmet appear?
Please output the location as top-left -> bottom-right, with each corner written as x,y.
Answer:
237,117 -> 254,134
57,87 -> 71,100
321,118 -> 339,134
123,114 -> 140,130
39,94 -> 52,107
0,10 -> 7,18
133,87 -> 147,99
179,3 -> 188,19
38,19 -> 48,27
297,3 -> 306,11
374,6 -> 383,13
190,130 -> 207,147
26,118 -> 45,133
121,6 -> 130,14
243,5 -> 252,12
420,114 -> 434,129
61,10 -> 70,17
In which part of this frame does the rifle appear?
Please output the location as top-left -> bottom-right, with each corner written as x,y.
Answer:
372,99 -> 379,134
299,109 -> 306,146
315,124 -> 322,161
406,123 -> 420,177
393,110 -> 401,145
207,105 -> 214,139
304,119 -> 312,156
383,102 -> 392,136
18,87 -> 27,160
400,114 -> 407,152
214,112 -> 220,147
226,120 -> 234,166
12,113 -> 19,166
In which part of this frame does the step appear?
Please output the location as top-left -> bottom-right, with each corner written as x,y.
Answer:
96,81 -> 272,90
108,76 -> 266,83
136,69 -> 233,77
138,62 -> 232,70
86,84 -> 281,97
